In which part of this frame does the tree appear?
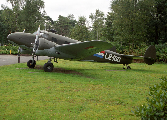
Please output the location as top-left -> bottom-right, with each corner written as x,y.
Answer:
1,0 -> 45,33
0,10 -> 9,45
18,0 -> 45,33
146,0 -> 167,44
89,9 -> 105,40
111,0 -> 155,47
43,15 -> 54,31
53,15 -> 76,37
102,12 -> 114,42
70,16 -> 90,41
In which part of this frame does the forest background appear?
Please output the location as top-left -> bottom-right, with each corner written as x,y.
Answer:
0,0 -> 167,62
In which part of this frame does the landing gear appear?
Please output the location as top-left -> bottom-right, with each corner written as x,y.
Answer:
43,57 -> 56,72
44,62 -> 54,72
27,55 -> 57,72
123,64 -> 131,69
27,52 -> 37,68
27,60 -> 36,68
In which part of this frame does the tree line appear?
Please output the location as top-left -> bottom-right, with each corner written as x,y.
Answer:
0,0 -> 167,61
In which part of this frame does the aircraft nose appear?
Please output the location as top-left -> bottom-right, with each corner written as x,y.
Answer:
7,32 -> 36,47
7,33 -> 22,44
7,33 -> 15,41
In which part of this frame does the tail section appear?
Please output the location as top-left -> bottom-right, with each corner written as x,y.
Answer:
144,45 -> 156,65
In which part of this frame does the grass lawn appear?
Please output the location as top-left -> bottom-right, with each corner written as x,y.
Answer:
0,59 -> 166,119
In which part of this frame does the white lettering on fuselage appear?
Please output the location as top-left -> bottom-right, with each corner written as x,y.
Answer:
105,53 -> 121,62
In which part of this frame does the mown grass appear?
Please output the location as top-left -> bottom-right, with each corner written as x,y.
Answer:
0,59 -> 166,119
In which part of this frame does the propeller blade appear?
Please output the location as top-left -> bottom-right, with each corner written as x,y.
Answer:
33,25 -> 40,53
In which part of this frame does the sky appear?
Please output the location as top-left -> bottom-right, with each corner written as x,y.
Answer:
0,0 -> 112,21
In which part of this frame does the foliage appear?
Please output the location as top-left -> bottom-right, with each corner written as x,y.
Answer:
111,0 -> 154,46
1,0 -> 45,33
110,41 -> 148,56
102,12 -> 114,42
70,16 -> 90,41
133,77 -> 167,119
53,15 -> 76,37
44,15 -> 54,30
0,10 -> 9,45
146,0 -> 167,44
89,9 -> 105,40
155,43 -> 167,63
18,0 -> 45,33
0,44 -> 19,54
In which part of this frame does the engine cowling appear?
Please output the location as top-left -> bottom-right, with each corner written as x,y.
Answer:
37,38 -> 57,50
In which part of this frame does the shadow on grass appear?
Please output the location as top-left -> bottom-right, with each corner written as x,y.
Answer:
35,65 -> 94,79
32,64 -> 164,78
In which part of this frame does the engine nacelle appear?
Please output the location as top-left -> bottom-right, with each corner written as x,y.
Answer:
37,38 -> 57,50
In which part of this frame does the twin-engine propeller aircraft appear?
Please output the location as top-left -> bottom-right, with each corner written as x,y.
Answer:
7,26 -> 156,72
7,26 -> 113,72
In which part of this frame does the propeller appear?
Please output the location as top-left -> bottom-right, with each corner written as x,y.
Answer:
33,25 -> 40,53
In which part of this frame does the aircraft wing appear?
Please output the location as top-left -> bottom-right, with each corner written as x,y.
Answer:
55,40 -> 112,60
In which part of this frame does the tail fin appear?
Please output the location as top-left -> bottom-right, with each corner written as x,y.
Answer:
144,45 -> 156,65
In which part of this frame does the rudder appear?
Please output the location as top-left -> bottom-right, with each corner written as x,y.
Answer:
144,45 -> 156,65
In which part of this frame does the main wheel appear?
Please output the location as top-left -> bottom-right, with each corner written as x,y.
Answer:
43,63 -> 54,72
27,60 -> 36,68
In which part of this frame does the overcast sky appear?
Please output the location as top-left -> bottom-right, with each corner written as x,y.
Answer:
0,0 -> 112,21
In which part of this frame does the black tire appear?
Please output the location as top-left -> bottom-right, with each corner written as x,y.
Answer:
43,63 -> 54,72
27,60 -> 36,68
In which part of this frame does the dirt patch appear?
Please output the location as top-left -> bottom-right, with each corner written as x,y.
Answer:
35,65 -> 93,78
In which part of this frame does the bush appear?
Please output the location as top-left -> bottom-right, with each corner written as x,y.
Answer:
110,41 -> 148,56
132,77 -> 167,119
155,43 -> 167,63
0,44 -> 19,54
